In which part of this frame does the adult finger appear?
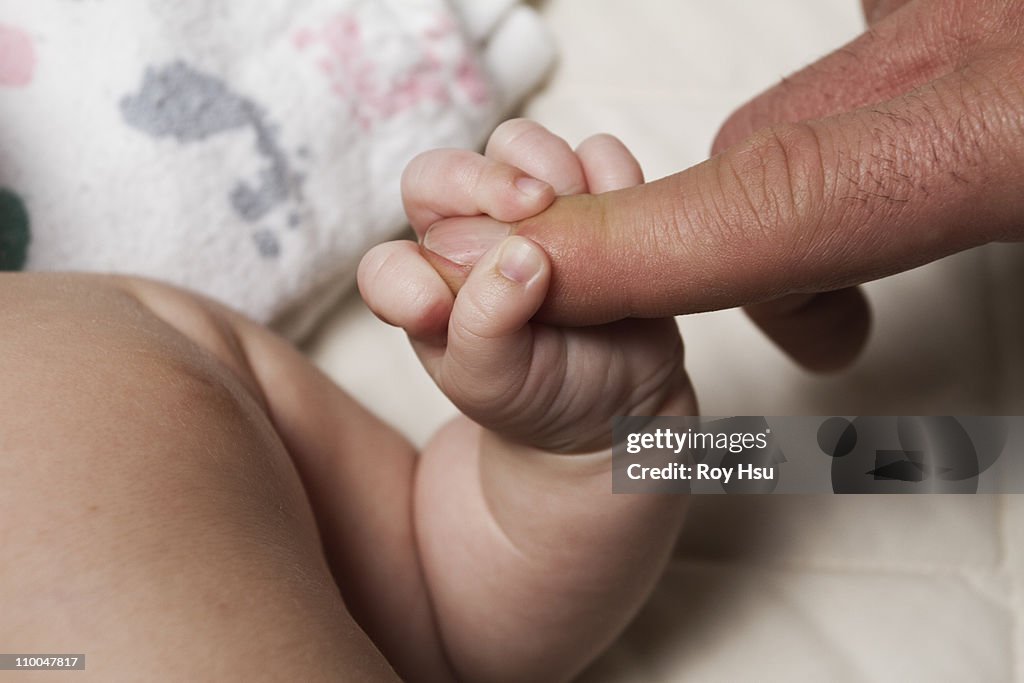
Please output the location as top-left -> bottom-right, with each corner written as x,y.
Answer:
713,0 -> 978,154
861,0 -> 915,25
422,6 -> 1024,328
711,0 -> 983,370
486,56 -> 1024,326
485,118 -> 588,195
402,149 -> 554,238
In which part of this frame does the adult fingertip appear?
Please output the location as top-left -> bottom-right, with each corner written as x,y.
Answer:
422,216 -> 511,267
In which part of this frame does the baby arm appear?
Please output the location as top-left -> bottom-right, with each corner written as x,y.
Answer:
117,122 -> 692,682
359,122 -> 696,682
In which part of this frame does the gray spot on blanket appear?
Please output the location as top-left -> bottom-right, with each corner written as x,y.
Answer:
120,61 -> 305,254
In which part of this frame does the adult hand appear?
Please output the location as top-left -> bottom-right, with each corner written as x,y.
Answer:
420,0 -> 1024,371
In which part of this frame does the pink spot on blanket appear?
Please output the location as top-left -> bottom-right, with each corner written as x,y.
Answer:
0,23 -> 35,87
456,57 -> 489,106
292,11 -> 491,130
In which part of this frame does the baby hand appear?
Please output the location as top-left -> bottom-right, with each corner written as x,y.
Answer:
359,121 -> 695,452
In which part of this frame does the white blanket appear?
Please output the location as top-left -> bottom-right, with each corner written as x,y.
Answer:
0,0 -> 553,338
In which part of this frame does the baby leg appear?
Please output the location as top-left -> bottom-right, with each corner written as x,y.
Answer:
0,274 -> 397,682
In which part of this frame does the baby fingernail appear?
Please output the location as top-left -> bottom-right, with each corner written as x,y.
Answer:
515,176 -> 550,198
423,218 -> 509,266
498,237 -> 543,284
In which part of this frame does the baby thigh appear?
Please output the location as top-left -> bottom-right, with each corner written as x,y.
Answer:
0,275 -> 396,682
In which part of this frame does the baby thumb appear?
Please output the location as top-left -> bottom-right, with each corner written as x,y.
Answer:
439,236 -> 551,422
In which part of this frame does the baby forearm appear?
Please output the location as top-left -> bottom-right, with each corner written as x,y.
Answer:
415,413 -> 689,683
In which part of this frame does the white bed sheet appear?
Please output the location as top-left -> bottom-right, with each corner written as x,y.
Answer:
308,1 -> 1024,680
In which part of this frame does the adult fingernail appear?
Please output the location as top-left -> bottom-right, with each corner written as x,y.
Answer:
498,236 -> 543,284
422,217 -> 510,266
515,176 -> 551,198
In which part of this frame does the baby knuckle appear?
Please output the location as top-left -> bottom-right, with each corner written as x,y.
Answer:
400,150 -> 435,191
441,353 -> 519,414
475,161 -> 518,204
486,118 -> 541,155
